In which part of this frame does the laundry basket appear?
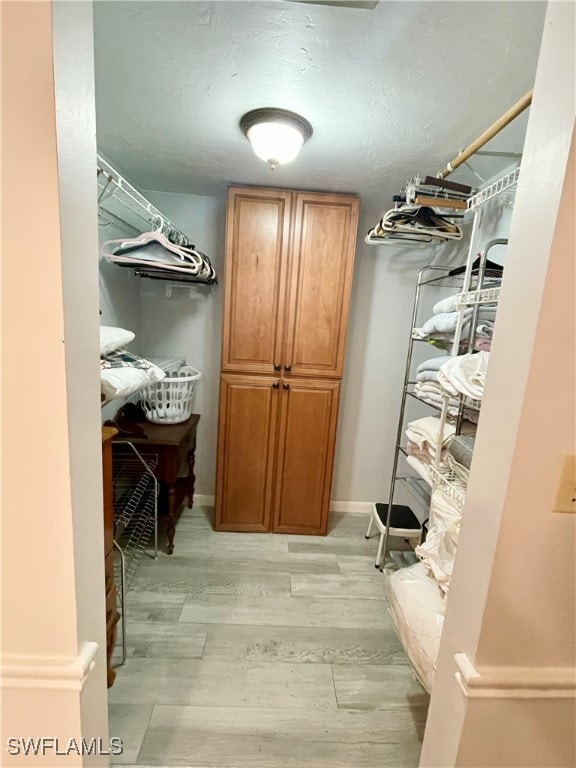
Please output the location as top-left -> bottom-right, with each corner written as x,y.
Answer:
140,365 -> 201,424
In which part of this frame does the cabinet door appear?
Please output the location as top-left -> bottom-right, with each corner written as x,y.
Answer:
272,378 -> 340,535
284,193 -> 359,378
221,187 -> 292,374
215,374 -> 280,532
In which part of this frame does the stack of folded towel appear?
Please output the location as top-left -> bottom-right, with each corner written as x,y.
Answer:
413,355 -> 460,415
413,294 -> 496,351
405,416 -> 455,466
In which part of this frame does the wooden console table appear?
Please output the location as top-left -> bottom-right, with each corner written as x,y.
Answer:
107,404 -> 200,554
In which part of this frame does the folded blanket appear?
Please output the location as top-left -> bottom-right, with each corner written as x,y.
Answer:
101,349 -> 154,370
415,370 -> 442,383
438,351 -> 489,400
446,434 -> 475,470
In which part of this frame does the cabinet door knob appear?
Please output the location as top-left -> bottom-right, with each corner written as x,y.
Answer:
284,365 -> 292,372
283,383 -> 289,390
274,364 -> 281,371
272,381 -> 279,389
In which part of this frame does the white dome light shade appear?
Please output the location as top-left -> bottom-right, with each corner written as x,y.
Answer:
240,108 -> 313,170
246,122 -> 304,167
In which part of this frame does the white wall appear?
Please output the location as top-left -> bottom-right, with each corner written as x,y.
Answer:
138,190 -> 225,497
421,3 -> 576,765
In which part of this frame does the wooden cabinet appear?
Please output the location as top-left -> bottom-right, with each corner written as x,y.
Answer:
216,186 -> 359,534
215,376 -> 340,535
221,188 -> 359,378
215,375 -> 280,532
221,188 -> 292,375
272,379 -> 340,535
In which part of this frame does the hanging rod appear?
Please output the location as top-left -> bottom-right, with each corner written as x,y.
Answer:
437,90 -> 532,179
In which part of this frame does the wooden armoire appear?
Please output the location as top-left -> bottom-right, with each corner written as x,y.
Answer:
215,186 -> 359,535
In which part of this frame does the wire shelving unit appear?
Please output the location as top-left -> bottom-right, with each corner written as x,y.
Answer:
112,441 -> 159,665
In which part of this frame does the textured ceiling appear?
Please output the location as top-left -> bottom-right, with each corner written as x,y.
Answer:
93,0 -> 546,204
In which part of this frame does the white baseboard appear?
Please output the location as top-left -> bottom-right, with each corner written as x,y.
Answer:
193,496 -> 372,514
330,501 -> 373,514
1,642 -> 99,691
194,494 -> 215,506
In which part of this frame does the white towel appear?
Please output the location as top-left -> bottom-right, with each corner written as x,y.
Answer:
413,382 -> 460,416
438,352 -> 489,400
406,416 -> 454,466
406,416 -> 455,451
432,294 -> 460,314
415,370 -> 441,383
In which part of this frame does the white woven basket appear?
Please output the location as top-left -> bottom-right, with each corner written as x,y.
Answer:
140,365 -> 201,424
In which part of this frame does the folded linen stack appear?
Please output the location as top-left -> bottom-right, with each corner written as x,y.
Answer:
405,416 -> 455,467
437,351 -> 489,401
415,355 -> 449,383
413,306 -> 496,345
413,381 -> 461,416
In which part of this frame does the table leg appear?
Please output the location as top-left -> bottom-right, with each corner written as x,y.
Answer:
166,485 -> 176,555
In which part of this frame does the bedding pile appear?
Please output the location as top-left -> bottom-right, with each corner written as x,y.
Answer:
100,326 -> 165,403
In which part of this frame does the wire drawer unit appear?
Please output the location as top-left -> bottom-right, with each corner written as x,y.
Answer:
112,441 -> 159,664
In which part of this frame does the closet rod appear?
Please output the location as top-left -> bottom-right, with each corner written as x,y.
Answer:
437,90 -> 533,179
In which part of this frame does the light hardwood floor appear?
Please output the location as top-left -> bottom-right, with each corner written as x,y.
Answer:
109,507 -> 428,767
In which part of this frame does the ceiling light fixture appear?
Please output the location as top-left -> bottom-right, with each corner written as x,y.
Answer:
240,108 -> 313,170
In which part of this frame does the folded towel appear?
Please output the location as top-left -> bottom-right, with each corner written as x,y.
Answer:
406,416 -> 455,466
414,308 -> 497,341
476,321 -> 495,337
413,382 -> 460,416
406,416 -> 455,450
474,337 -> 492,352
416,356 -> 449,374
438,352 -> 489,401
432,294 -> 460,314
415,370 -> 441,383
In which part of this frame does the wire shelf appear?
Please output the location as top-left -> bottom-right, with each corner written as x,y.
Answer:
466,167 -> 520,211
112,442 -> 158,587
97,155 -> 191,246
454,286 -> 501,307
428,465 -> 467,511
418,268 -> 503,289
